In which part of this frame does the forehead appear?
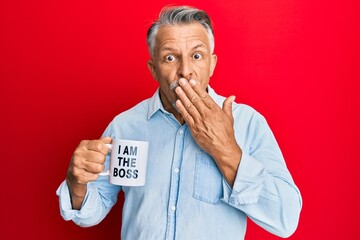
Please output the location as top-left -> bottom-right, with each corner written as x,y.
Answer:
155,22 -> 210,50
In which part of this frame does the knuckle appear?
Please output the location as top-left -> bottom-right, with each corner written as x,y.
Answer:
184,112 -> 191,119
79,140 -> 88,147
99,155 -> 106,163
200,92 -> 208,99
72,150 -> 84,162
72,159 -> 83,169
92,140 -> 101,151
190,95 -> 199,103
72,168 -> 81,177
97,164 -> 105,173
73,148 -> 82,158
206,101 -> 214,109
95,140 -> 107,153
83,139 -> 101,151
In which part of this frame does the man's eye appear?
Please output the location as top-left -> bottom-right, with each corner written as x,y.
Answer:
193,53 -> 203,60
165,55 -> 176,62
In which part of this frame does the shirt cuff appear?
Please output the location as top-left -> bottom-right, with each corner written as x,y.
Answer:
56,180 -> 100,225
221,152 -> 265,205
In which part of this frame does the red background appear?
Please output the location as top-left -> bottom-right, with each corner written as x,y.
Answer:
1,0 -> 359,239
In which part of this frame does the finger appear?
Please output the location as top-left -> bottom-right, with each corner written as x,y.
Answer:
99,136 -> 112,153
83,161 -> 105,174
175,99 -> 195,126
82,172 -> 99,183
178,78 -> 207,113
86,139 -> 109,155
83,150 -> 107,164
100,136 -> 112,144
222,95 -> 236,118
189,79 -> 215,109
73,146 -> 107,167
73,168 -> 100,184
71,151 -> 106,178
175,84 -> 202,120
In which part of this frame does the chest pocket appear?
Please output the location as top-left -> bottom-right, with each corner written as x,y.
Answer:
193,151 -> 223,204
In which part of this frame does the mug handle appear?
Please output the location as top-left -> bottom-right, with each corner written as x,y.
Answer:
98,143 -> 112,176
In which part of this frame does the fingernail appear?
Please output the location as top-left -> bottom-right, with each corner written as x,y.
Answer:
175,87 -> 182,93
179,78 -> 187,86
189,79 -> 196,86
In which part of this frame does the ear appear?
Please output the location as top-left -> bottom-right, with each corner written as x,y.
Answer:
209,54 -> 217,77
147,59 -> 158,81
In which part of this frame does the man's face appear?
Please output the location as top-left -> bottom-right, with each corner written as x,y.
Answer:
147,22 -> 217,114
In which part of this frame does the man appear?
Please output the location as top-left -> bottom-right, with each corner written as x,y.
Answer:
57,6 -> 302,239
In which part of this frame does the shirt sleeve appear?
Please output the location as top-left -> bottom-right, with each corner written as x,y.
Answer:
221,111 -> 302,238
56,177 -> 121,227
56,121 -> 121,227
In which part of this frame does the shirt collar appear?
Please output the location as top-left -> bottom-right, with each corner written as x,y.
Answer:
147,85 -> 223,120
147,88 -> 164,119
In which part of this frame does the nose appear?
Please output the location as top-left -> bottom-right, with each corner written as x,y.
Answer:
177,58 -> 193,80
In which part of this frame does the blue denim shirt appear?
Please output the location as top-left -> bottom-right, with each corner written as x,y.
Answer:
57,86 -> 302,239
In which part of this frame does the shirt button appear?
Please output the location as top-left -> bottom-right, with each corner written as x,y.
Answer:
179,129 -> 184,135
174,168 -> 180,173
171,206 -> 176,211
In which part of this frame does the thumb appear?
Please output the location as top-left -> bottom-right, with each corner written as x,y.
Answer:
100,136 -> 112,144
222,95 -> 236,118
99,136 -> 112,154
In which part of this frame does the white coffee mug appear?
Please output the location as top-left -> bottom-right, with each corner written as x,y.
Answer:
99,139 -> 149,186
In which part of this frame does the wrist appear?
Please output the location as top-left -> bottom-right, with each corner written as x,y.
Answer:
66,177 -> 86,196
213,142 -> 242,165
213,144 -> 242,187
66,178 -> 87,210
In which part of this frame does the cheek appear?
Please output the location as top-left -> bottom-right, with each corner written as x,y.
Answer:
194,62 -> 212,80
157,66 -> 178,82
195,60 -> 211,71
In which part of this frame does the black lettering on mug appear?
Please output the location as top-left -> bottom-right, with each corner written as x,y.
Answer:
133,169 -> 138,179
122,146 -> 138,156
119,168 -> 126,178
118,156 -> 137,167
113,168 -> 139,179
118,145 -> 122,155
130,158 -> 136,168
126,169 -> 132,178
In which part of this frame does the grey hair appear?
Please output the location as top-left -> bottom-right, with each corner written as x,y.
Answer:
147,6 -> 215,57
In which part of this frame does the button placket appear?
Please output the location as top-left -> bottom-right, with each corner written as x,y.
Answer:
165,126 -> 186,240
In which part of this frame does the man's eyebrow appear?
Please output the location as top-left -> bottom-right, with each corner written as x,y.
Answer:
192,44 -> 206,50
159,47 -> 177,52
159,43 -> 208,54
